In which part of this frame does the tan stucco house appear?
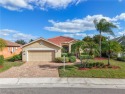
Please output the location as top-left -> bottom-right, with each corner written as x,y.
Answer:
22,36 -> 76,62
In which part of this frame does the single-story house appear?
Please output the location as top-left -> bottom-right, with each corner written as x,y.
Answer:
22,36 -> 76,62
0,39 -> 22,58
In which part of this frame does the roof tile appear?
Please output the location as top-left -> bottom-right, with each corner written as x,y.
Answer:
48,36 -> 75,46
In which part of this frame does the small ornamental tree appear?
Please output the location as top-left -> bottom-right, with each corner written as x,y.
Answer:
0,38 -> 6,52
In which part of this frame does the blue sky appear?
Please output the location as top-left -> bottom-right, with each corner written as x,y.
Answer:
0,0 -> 125,41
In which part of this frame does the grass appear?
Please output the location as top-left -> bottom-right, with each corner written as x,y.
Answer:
59,59 -> 125,78
0,61 -> 24,73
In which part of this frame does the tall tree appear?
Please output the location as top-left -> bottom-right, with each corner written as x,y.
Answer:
0,38 -> 6,52
93,35 -> 107,44
29,39 -> 34,43
83,36 -> 93,42
15,40 -> 26,45
94,18 -> 117,57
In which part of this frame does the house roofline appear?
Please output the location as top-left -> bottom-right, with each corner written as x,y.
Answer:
22,37 -> 61,48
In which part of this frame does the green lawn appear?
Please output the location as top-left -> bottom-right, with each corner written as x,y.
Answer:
0,61 -> 24,73
59,59 -> 125,78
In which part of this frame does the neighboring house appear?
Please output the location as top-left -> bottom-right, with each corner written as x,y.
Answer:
112,35 -> 125,57
22,36 -> 76,62
0,39 -> 22,58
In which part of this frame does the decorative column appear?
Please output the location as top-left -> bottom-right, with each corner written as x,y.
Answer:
69,43 -> 71,53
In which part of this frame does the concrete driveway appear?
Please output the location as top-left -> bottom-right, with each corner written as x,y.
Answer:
0,62 -> 72,78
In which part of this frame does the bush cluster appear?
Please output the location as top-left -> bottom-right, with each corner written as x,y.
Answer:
8,53 -> 22,62
54,57 -> 69,63
0,55 -> 4,66
61,53 -> 68,57
60,53 -> 76,63
81,53 -> 89,55
61,53 -> 74,57
80,55 -> 94,60
69,56 -> 76,63
117,57 -> 125,62
83,62 -> 104,68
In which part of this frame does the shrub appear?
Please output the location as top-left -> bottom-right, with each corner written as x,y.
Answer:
0,55 -> 4,65
68,53 -> 74,57
69,56 -> 76,63
110,54 -> 117,59
91,55 -> 94,59
61,53 -> 68,57
54,57 -> 63,63
55,57 -> 69,63
89,63 -> 93,68
117,57 -> 125,62
81,53 -> 89,55
65,57 -> 69,63
82,62 -> 104,68
79,55 -> 93,59
92,63 -> 96,67
95,62 -> 100,66
8,53 -> 22,62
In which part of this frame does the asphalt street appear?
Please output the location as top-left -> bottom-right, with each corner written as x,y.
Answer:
0,88 -> 125,94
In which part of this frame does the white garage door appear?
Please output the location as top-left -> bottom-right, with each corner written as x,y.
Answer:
28,51 -> 55,62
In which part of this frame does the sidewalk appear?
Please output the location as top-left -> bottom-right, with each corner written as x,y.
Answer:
0,78 -> 125,89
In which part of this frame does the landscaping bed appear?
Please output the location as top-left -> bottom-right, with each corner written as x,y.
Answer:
59,59 -> 125,78
79,65 -> 120,70
94,57 -> 107,60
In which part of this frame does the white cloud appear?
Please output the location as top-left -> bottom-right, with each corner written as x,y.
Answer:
45,13 -> 125,38
0,29 -> 37,41
118,30 -> 125,35
0,0 -> 85,11
12,32 -> 36,41
45,14 -> 119,33
64,33 -> 87,37
115,13 -> 125,21
63,33 -> 94,38
0,29 -> 16,36
0,0 -> 33,11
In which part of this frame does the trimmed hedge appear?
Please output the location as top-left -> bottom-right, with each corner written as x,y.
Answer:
54,57 -> 69,63
0,55 -> 4,66
83,62 -> 104,68
79,55 -> 94,60
69,56 -> 76,63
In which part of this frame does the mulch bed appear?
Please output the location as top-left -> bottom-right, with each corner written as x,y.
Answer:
94,57 -> 107,60
79,65 -> 120,70
0,66 -> 3,69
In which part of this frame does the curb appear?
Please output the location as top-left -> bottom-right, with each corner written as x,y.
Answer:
0,78 -> 125,89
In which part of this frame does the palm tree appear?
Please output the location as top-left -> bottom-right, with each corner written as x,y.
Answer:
94,18 -> 117,57
71,41 -> 86,58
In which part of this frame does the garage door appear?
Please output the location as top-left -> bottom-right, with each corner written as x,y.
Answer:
28,51 -> 55,62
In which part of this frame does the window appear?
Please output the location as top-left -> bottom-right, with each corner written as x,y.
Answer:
11,47 -> 15,53
16,47 -> 18,50
13,47 -> 16,52
8,47 -> 11,52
